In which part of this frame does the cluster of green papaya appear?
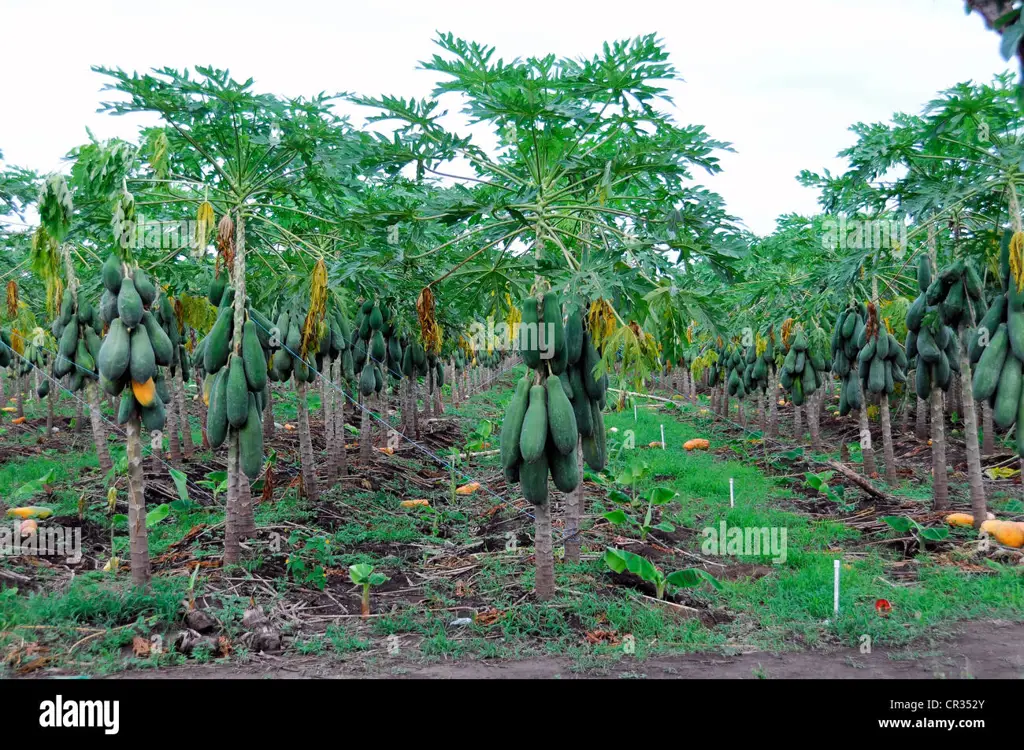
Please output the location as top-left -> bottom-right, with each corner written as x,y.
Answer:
740,335 -> 774,396
52,286 -> 103,394
16,335 -> 49,395
503,293 -> 606,506
833,302 -> 865,414
154,295 -> 190,390
96,254 -> 175,434
707,342 -> 727,388
905,256 -> 963,399
779,327 -> 825,407
856,307 -> 908,400
0,330 -> 13,369
970,233 -> 1024,446
191,270 -> 266,479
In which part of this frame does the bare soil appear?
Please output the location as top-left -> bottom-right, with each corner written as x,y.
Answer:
110,620 -> 1024,679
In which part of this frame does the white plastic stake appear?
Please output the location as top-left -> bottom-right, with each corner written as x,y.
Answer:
660,424 -> 665,449
634,404 -> 638,422
833,559 -> 841,615
729,477 -> 734,508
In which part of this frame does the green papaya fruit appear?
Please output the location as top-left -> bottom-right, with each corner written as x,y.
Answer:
519,450 -> 548,506
142,311 -> 173,367
519,298 -> 541,369
918,255 -> 932,294
102,253 -> 123,294
133,269 -> 156,307
519,385 -> 548,464
59,314 -> 78,358
207,369 -> 229,449
204,307 -> 232,375
565,305 -> 584,365
549,439 -> 580,493
917,326 -> 941,364
117,389 -> 137,425
117,278 -> 144,329
994,355 -> 1023,429
226,354 -> 249,428
242,320 -> 267,392
359,361 -> 375,397
141,394 -> 165,432
500,376 -> 531,471
239,393 -> 264,480
128,325 -> 156,384
546,375 -> 578,456
98,319 -> 131,382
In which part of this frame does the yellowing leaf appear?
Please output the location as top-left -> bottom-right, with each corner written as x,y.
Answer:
985,466 -> 1020,480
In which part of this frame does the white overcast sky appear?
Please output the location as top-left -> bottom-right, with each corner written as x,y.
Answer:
0,0 -> 1013,235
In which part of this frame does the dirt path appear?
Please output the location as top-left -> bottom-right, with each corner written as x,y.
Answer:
110,620 -> 1024,679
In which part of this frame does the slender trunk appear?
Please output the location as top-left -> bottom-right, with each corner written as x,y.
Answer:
916,394 -> 928,440
262,383 -> 275,442
738,398 -> 747,427
177,373 -> 194,458
411,379 -> 420,438
758,389 -> 766,430
74,394 -> 83,433
15,376 -> 24,418
167,376 -> 181,463
224,209 -> 249,564
899,388 -> 909,433
238,472 -> 255,538
533,494 -> 555,602
322,368 -> 334,481
931,385 -> 949,509
879,394 -> 897,485
794,403 -> 802,442
982,401 -> 995,457
809,391 -> 821,450
359,394 -> 373,464
46,385 -> 54,434
126,415 -> 150,586
959,329 -> 986,528
856,380 -> 877,475
564,443 -> 583,563
336,375 -> 348,478
88,381 -> 113,473
296,380 -> 319,501
224,435 -> 241,564
768,369 -> 779,438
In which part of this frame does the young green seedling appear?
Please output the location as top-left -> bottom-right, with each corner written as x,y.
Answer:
349,563 -> 389,617
603,485 -> 677,541
604,547 -> 720,600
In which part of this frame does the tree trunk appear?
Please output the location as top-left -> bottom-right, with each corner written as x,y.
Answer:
238,472 -> 255,538
177,373 -> 194,458
126,415 -> 150,586
768,370 -> 780,437
335,373 -> 348,478
296,380 -> 319,502
857,380 -> 877,476
959,329 -> 986,528
808,391 -> 821,450
879,395 -> 897,485
224,435 -> 241,564
88,381 -> 113,474
322,370 -> 333,479
758,389 -> 766,430
930,385 -> 949,509
74,393 -> 83,433
533,497 -> 555,601
46,384 -> 54,434
793,403 -> 802,442
359,394 -> 373,464
15,375 -> 25,419
982,400 -> 995,457
225,209 -> 249,564
916,395 -> 928,440
263,383 -> 275,442
166,375 -> 181,463
564,443 -> 584,563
